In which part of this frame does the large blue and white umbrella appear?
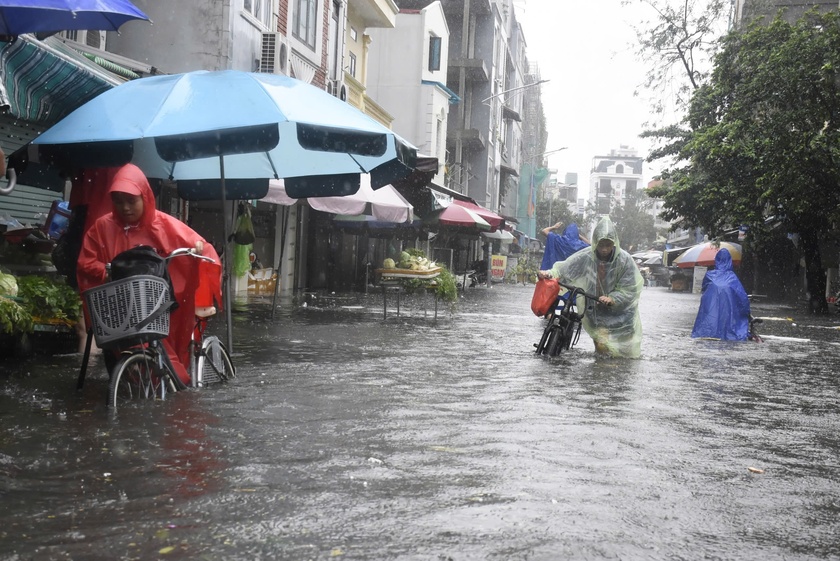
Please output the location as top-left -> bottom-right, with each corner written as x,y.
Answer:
10,69 -> 417,350
18,70 -> 416,199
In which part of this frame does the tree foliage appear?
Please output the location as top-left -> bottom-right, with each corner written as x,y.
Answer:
656,11 -> 840,310
587,194 -> 658,252
535,196 -> 578,234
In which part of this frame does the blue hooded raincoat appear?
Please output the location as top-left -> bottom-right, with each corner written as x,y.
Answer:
691,248 -> 750,341
540,223 -> 590,270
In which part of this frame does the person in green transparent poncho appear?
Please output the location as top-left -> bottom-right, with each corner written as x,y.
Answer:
537,216 -> 644,357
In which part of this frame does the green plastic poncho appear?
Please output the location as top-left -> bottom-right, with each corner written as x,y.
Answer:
547,216 -> 644,357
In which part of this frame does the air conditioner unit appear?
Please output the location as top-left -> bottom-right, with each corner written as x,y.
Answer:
327,78 -> 347,102
260,32 -> 290,75
61,30 -> 107,50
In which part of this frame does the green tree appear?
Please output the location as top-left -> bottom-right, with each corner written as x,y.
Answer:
610,193 -> 659,252
581,195 -> 657,252
652,11 -> 840,311
535,196 -> 577,234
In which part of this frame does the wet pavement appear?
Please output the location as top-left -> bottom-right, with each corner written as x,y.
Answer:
2,284 -> 840,560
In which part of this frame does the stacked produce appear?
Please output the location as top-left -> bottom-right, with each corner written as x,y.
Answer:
383,251 -> 438,272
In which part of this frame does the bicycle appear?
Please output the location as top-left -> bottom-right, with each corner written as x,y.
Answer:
534,281 -> 599,357
79,248 -> 234,408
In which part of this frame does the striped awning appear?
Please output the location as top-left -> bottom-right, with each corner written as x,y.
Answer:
0,34 -> 124,125
82,52 -> 140,80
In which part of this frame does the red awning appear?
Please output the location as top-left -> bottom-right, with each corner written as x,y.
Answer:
451,199 -> 504,230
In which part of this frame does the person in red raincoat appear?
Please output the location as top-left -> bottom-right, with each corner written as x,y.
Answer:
77,163 -> 222,385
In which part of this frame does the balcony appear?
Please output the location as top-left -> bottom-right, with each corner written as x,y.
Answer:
502,104 -> 521,122
447,58 -> 489,83
349,0 -> 398,28
345,72 -> 393,128
448,128 -> 486,151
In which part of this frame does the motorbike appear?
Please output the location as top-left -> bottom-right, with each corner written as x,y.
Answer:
468,259 -> 488,287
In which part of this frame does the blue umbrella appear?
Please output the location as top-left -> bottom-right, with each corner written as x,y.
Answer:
0,0 -> 149,37
10,69 -> 417,351
19,70 -> 415,198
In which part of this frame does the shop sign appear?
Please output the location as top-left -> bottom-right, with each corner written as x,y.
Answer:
491,254 -> 507,280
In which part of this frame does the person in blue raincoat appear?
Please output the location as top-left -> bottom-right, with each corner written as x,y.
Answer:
538,216 -> 644,358
540,221 -> 590,270
691,248 -> 751,340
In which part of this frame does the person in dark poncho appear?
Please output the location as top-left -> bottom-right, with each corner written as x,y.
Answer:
691,248 -> 751,340
540,221 -> 590,270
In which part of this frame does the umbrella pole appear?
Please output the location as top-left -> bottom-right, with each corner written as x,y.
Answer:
220,156 -> 234,353
271,205 -> 289,321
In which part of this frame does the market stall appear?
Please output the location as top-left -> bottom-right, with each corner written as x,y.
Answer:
374,266 -> 442,319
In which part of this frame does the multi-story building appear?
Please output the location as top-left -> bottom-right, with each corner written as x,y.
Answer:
435,0 -> 531,217
366,1 -> 453,187
492,0 -> 527,222
516,61 -> 548,238
589,145 -> 644,216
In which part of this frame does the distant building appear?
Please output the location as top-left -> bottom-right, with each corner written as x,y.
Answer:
589,145 -> 644,216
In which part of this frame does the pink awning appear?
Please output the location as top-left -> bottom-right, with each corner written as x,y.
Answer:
262,175 -> 413,223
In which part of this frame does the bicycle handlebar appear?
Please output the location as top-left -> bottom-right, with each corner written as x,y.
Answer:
558,281 -> 601,304
104,247 -> 217,279
166,247 -> 217,264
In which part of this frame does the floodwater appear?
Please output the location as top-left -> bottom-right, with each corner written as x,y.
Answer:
2,284 -> 839,560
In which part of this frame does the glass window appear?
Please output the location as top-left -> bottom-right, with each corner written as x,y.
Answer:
294,0 -> 318,49
429,36 -> 442,71
348,52 -> 357,78
245,0 -> 272,28
599,178 -> 611,195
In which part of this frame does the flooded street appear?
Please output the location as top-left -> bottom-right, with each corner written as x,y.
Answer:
2,284 -> 840,560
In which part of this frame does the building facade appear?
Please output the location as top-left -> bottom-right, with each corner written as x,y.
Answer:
589,145 -> 644,216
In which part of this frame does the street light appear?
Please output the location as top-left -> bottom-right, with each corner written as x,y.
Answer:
480,78 -> 550,105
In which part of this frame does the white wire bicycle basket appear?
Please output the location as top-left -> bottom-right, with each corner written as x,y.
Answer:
83,275 -> 171,349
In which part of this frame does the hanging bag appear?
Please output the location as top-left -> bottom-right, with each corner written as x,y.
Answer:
233,203 -> 255,245
531,277 -> 560,317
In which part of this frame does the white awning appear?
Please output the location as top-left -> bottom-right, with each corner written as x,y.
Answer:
482,229 -> 515,243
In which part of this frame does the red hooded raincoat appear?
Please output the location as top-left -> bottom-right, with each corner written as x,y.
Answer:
77,164 -> 222,383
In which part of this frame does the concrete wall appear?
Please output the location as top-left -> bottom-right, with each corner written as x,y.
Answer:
105,0 -> 268,73
367,1 -> 450,179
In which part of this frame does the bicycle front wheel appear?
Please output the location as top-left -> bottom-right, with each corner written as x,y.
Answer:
108,351 -> 173,408
195,336 -> 235,386
546,323 -> 567,357
535,321 -> 553,354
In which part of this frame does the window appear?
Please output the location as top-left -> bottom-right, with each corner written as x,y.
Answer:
616,164 -> 624,174
625,180 -> 637,196
350,27 -> 358,42
429,35 -> 442,71
294,0 -> 318,49
599,178 -> 611,195
245,0 -> 272,28
436,118 -> 443,158
348,52 -> 357,78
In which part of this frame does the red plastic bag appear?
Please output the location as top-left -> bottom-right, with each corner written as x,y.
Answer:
531,278 -> 560,316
